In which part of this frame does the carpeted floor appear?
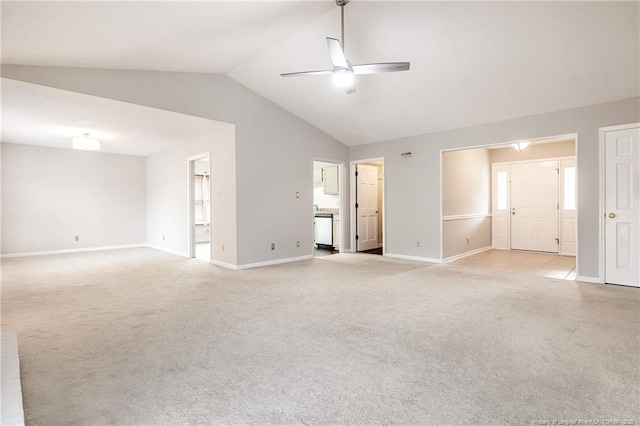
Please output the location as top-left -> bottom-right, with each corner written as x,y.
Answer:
1,248 -> 638,425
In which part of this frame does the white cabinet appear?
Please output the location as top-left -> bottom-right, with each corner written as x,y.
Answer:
333,217 -> 340,249
324,165 -> 339,195
314,165 -> 339,195
313,167 -> 323,184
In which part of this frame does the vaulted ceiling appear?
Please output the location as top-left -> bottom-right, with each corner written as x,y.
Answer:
2,1 -> 639,147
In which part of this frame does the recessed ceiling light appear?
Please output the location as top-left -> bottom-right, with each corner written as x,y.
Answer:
72,133 -> 101,151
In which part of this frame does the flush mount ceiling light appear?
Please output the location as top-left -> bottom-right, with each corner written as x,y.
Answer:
512,141 -> 531,151
72,133 -> 101,151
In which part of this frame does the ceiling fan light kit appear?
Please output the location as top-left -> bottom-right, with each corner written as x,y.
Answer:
332,68 -> 354,88
281,0 -> 410,94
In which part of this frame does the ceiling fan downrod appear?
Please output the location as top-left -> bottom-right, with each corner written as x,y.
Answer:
336,0 -> 348,51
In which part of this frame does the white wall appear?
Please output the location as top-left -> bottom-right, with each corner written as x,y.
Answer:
442,148 -> 491,216
146,130 -> 237,266
0,66 -> 349,266
350,97 -> 640,279
441,148 -> 491,259
1,143 -> 146,255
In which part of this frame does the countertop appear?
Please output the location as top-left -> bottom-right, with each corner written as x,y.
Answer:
316,208 -> 339,215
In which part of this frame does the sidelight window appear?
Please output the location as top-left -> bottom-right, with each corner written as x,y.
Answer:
563,166 -> 576,210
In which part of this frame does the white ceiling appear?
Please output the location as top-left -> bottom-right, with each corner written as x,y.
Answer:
2,1 -> 639,147
1,2 -> 334,74
1,78 -> 230,156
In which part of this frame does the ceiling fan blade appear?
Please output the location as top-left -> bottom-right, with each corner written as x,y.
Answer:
351,62 -> 411,75
280,70 -> 333,77
327,37 -> 348,68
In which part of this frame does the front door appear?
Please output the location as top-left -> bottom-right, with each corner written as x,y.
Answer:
605,127 -> 640,287
356,164 -> 378,251
510,160 -> 559,252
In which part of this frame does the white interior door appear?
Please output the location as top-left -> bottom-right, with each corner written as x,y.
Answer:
356,164 -> 378,251
491,163 -> 511,250
511,160 -> 559,252
605,127 -> 640,287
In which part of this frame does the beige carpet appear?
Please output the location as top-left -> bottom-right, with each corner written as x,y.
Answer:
1,248 -> 638,425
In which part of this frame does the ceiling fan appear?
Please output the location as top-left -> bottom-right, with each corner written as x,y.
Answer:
280,0 -> 410,94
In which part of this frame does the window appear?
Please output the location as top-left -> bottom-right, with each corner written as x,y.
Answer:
194,174 -> 210,225
497,171 -> 508,210
563,166 -> 576,210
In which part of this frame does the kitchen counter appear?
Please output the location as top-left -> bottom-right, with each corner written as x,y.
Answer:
316,208 -> 339,215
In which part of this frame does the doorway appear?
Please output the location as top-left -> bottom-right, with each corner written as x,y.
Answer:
601,124 -> 639,287
189,154 -> 211,261
441,136 -> 578,279
351,159 -> 384,255
313,160 -> 342,257
492,156 -> 576,255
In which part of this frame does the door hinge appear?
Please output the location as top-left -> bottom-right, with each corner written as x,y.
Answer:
355,171 -> 359,177
557,203 -> 559,209
557,168 -> 559,174
355,203 -> 359,208
356,235 -> 359,240
555,238 -> 559,244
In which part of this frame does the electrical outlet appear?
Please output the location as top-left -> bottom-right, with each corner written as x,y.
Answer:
466,237 -> 470,244
270,242 -> 276,251
74,235 -> 79,242
416,241 -> 420,247
296,240 -> 300,247
162,234 -> 165,240
296,192 -> 300,198
221,244 -> 225,252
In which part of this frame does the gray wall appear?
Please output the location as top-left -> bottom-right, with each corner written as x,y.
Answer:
442,148 -> 491,216
1,65 -> 349,266
442,218 -> 492,259
350,97 -> 640,279
442,148 -> 491,259
146,130 -> 237,266
1,143 -> 146,255
490,139 -> 575,163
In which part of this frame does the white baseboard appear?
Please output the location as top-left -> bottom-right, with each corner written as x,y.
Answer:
442,246 -> 492,263
1,331 -> 24,426
384,253 -> 442,264
576,275 -> 601,284
145,244 -> 189,258
210,259 -> 238,270
236,255 -> 313,270
0,244 -> 146,259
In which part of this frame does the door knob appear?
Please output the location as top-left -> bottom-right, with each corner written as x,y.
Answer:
608,212 -> 616,218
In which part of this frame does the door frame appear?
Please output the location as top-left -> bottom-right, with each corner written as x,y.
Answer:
440,132 -> 579,264
187,152 -> 211,260
311,157 -> 345,255
350,157 -> 385,254
598,122 -> 640,284
492,156 -> 575,253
